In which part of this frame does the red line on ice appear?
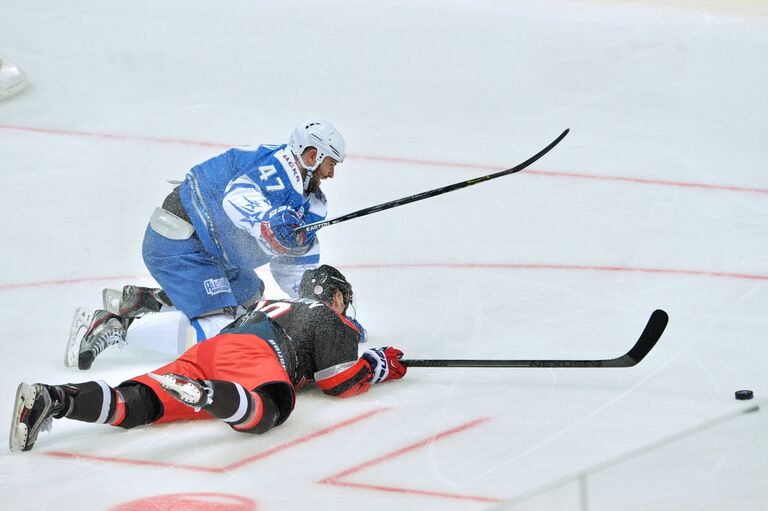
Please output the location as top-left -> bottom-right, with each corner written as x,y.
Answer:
323,480 -> 502,503
44,452 -> 223,473
1,123 -> 766,194
525,168 -> 768,194
0,274 -> 150,291
220,407 -> 389,471
0,124 -> 229,149
43,407 -> 389,473
319,417 -> 503,503
341,262 -> 768,282
3,262 -> 767,292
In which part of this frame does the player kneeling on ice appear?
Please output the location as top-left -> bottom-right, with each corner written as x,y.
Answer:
62,120 -> 364,371
10,266 -> 406,452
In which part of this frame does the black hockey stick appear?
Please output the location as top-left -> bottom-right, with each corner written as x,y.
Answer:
401,309 -> 668,368
296,128 -> 570,234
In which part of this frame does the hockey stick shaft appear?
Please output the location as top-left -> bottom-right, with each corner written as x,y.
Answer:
296,128 -> 570,234
401,309 -> 668,368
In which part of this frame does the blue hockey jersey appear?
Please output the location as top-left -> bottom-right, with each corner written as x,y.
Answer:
178,144 -> 326,274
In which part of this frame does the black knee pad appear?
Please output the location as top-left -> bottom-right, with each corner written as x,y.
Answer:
238,392 -> 280,435
257,382 -> 295,427
114,381 -> 163,429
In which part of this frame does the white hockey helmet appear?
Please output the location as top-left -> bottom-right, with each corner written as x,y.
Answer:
288,119 -> 346,172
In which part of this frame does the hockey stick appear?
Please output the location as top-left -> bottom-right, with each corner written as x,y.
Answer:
401,309 -> 668,368
296,128 -> 570,234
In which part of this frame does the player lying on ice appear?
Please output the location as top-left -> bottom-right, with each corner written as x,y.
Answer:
66,262 -> 368,372
10,265 -> 406,452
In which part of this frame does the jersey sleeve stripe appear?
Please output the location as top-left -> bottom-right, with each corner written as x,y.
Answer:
337,314 -> 360,334
108,389 -> 127,426
315,359 -> 372,398
232,392 -> 265,431
272,254 -> 321,265
221,382 -> 249,423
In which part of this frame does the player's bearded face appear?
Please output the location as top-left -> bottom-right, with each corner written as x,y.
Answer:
307,157 -> 338,193
307,171 -> 323,193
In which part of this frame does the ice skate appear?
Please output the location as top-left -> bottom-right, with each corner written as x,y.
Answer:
65,309 -> 126,370
148,373 -> 212,411
102,288 -> 122,316
102,285 -> 171,317
9,383 -> 64,452
64,308 -> 94,367
0,57 -> 27,101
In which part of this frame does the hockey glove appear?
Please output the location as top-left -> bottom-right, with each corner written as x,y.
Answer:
346,316 -> 368,343
362,347 -> 406,384
260,206 -> 315,255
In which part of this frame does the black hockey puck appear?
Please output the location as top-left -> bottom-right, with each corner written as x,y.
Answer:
735,390 -> 754,400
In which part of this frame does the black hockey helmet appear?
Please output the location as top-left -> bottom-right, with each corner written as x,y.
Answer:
299,265 -> 353,312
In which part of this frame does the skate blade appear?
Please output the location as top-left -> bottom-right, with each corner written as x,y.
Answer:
147,372 -> 183,392
64,308 -> 93,368
146,372 -> 170,385
102,288 -> 122,315
147,373 -> 202,405
9,383 -> 35,452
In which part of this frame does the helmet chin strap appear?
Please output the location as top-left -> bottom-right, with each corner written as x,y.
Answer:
303,167 -> 315,193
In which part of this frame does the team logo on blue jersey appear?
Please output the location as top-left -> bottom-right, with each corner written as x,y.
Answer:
229,197 -> 264,228
204,278 -> 231,295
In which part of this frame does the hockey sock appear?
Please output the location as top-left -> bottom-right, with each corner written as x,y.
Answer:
125,310 -> 195,354
191,313 -> 237,343
202,380 -> 279,434
63,381 -> 161,428
63,381 -> 123,425
125,311 -> 235,355
48,385 -> 77,419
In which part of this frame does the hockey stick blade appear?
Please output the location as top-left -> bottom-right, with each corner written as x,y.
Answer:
402,309 -> 668,368
297,128 -> 569,234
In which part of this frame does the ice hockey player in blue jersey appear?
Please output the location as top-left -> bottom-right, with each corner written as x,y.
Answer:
64,121 -> 364,371
65,120 -> 366,369
143,119 -> 345,320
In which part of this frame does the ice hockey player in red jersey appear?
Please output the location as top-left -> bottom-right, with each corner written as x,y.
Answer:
9,265 -> 406,452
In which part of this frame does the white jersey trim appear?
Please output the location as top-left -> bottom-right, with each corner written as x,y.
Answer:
305,190 -> 327,219
95,380 -> 112,424
222,382 -> 249,423
274,148 -> 304,194
314,361 -> 357,383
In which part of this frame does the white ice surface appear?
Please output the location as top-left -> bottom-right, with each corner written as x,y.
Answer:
1,1 -> 767,510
